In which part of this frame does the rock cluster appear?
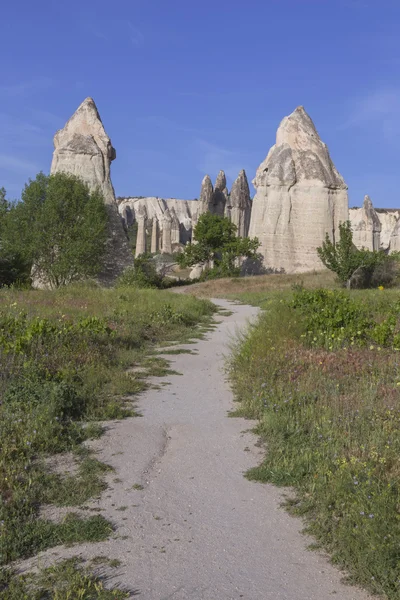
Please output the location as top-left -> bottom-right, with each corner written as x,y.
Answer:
249,106 -> 349,273
50,97 -> 132,283
46,97 -> 400,277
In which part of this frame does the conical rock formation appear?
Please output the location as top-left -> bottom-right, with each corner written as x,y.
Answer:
249,106 -> 349,272
227,169 -> 251,237
211,170 -> 228,216
198,175 -> 214,216
50,97 -> 132,283
350,195 -> 381,251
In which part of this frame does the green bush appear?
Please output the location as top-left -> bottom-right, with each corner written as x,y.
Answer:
317,221 -> 398,288
291,287 -> 400,350
117,254 -> 165,289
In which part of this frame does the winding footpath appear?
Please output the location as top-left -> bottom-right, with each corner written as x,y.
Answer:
23,300 -> 372,599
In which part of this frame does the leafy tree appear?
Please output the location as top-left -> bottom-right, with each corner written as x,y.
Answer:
3,172 -> 108,288
0,188 -> 30,287
317,221 -> 396,288
176,213 -> 260,278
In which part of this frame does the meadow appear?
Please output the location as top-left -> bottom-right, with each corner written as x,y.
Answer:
0,283 -> 215,597
228,278 -> 400,598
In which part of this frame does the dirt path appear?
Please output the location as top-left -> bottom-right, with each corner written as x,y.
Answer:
22,300 -> 372,599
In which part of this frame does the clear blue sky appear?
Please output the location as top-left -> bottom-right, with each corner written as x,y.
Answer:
1,0 -> 400,207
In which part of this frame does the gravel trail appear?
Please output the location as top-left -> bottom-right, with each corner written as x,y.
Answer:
22,299 -> 372,599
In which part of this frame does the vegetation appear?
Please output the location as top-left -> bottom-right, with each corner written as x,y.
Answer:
0,284 -> 214,587
0,557 -> 129,599
0,188 -> 29,288
317,220 -> 398,288
176,213 -> 260,279
2,173 -> 108,288
229,284 -> 400,598
117,254 -> 168,289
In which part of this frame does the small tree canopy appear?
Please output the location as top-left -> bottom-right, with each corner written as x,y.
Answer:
3,172 -> 109,288
177,212 -> 260,278
317,221 -> 396,288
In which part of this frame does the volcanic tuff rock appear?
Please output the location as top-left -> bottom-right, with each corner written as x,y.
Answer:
135,205 -> 147,257
161,210 -> 173,254
227,169 -> 251,237
118,197 -> 194,245
249,106 -> 349,273
151,217 -> 160,254
380,210 -> 400,250
50,97 -> 132,283
212,170 -> 228,216
349,195 -> 381,251
198,175 -> 214,216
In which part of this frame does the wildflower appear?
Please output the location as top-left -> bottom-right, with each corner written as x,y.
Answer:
369,514 -> 374,518
378,286 -> 384,291
360,511 -> 365,515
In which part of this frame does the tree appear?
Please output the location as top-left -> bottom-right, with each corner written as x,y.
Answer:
3,172 -> 109,288
317,221 -> 396,288
0,188 -> 30,287
177,213 -> 260,278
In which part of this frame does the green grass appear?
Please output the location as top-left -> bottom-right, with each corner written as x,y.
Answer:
229,287 -> 400,598
0,557 -> 129,599
0,283 -> 215,587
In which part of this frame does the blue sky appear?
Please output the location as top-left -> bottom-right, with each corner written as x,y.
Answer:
1,0 -> 400,207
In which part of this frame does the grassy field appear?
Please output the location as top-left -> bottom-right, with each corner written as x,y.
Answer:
225,275 -> 400,599
184,269 -> 338,301
0,283 -> 215,597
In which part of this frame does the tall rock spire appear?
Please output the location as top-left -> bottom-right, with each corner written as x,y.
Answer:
198,175 -> 214,216
50,97 -> 132,283
212,170 -> 228,216
249,106 -> 349,273
227,169 -> 251,237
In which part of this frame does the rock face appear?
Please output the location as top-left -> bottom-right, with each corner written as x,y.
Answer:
151,218 -> 160,254
379,210 -> 400,251
170,208 -> 181,246
227,169 -> 251,237
212,170 -> 228,216
118,197 -> 195,247
135,205 -> 147,257
50,97 -> 132,282
249,106 -> 349,273
161,210 -> 173,254
349,196 -> 381,251
198,175 -> 214,216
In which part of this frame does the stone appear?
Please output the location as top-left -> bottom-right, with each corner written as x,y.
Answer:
170,207 -> 181,246
151,217 -> 160,254
118,196 -> 195,245
198,175 -> 214,216
210,170 -> 228,216
161,210 -> 173,254
349,195 -> 381,251
379,209 -> 400,251
227,169 -> 251,237
135,205 -> 147,257
50,97 -> 132,283
248,106 -> 349,273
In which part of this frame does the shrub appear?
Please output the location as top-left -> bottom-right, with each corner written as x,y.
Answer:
117,254 -> 165,288
317,221 -> 397,288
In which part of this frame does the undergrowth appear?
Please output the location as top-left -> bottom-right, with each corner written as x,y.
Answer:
0,557 -> 129,599
230,287 -> 400,598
